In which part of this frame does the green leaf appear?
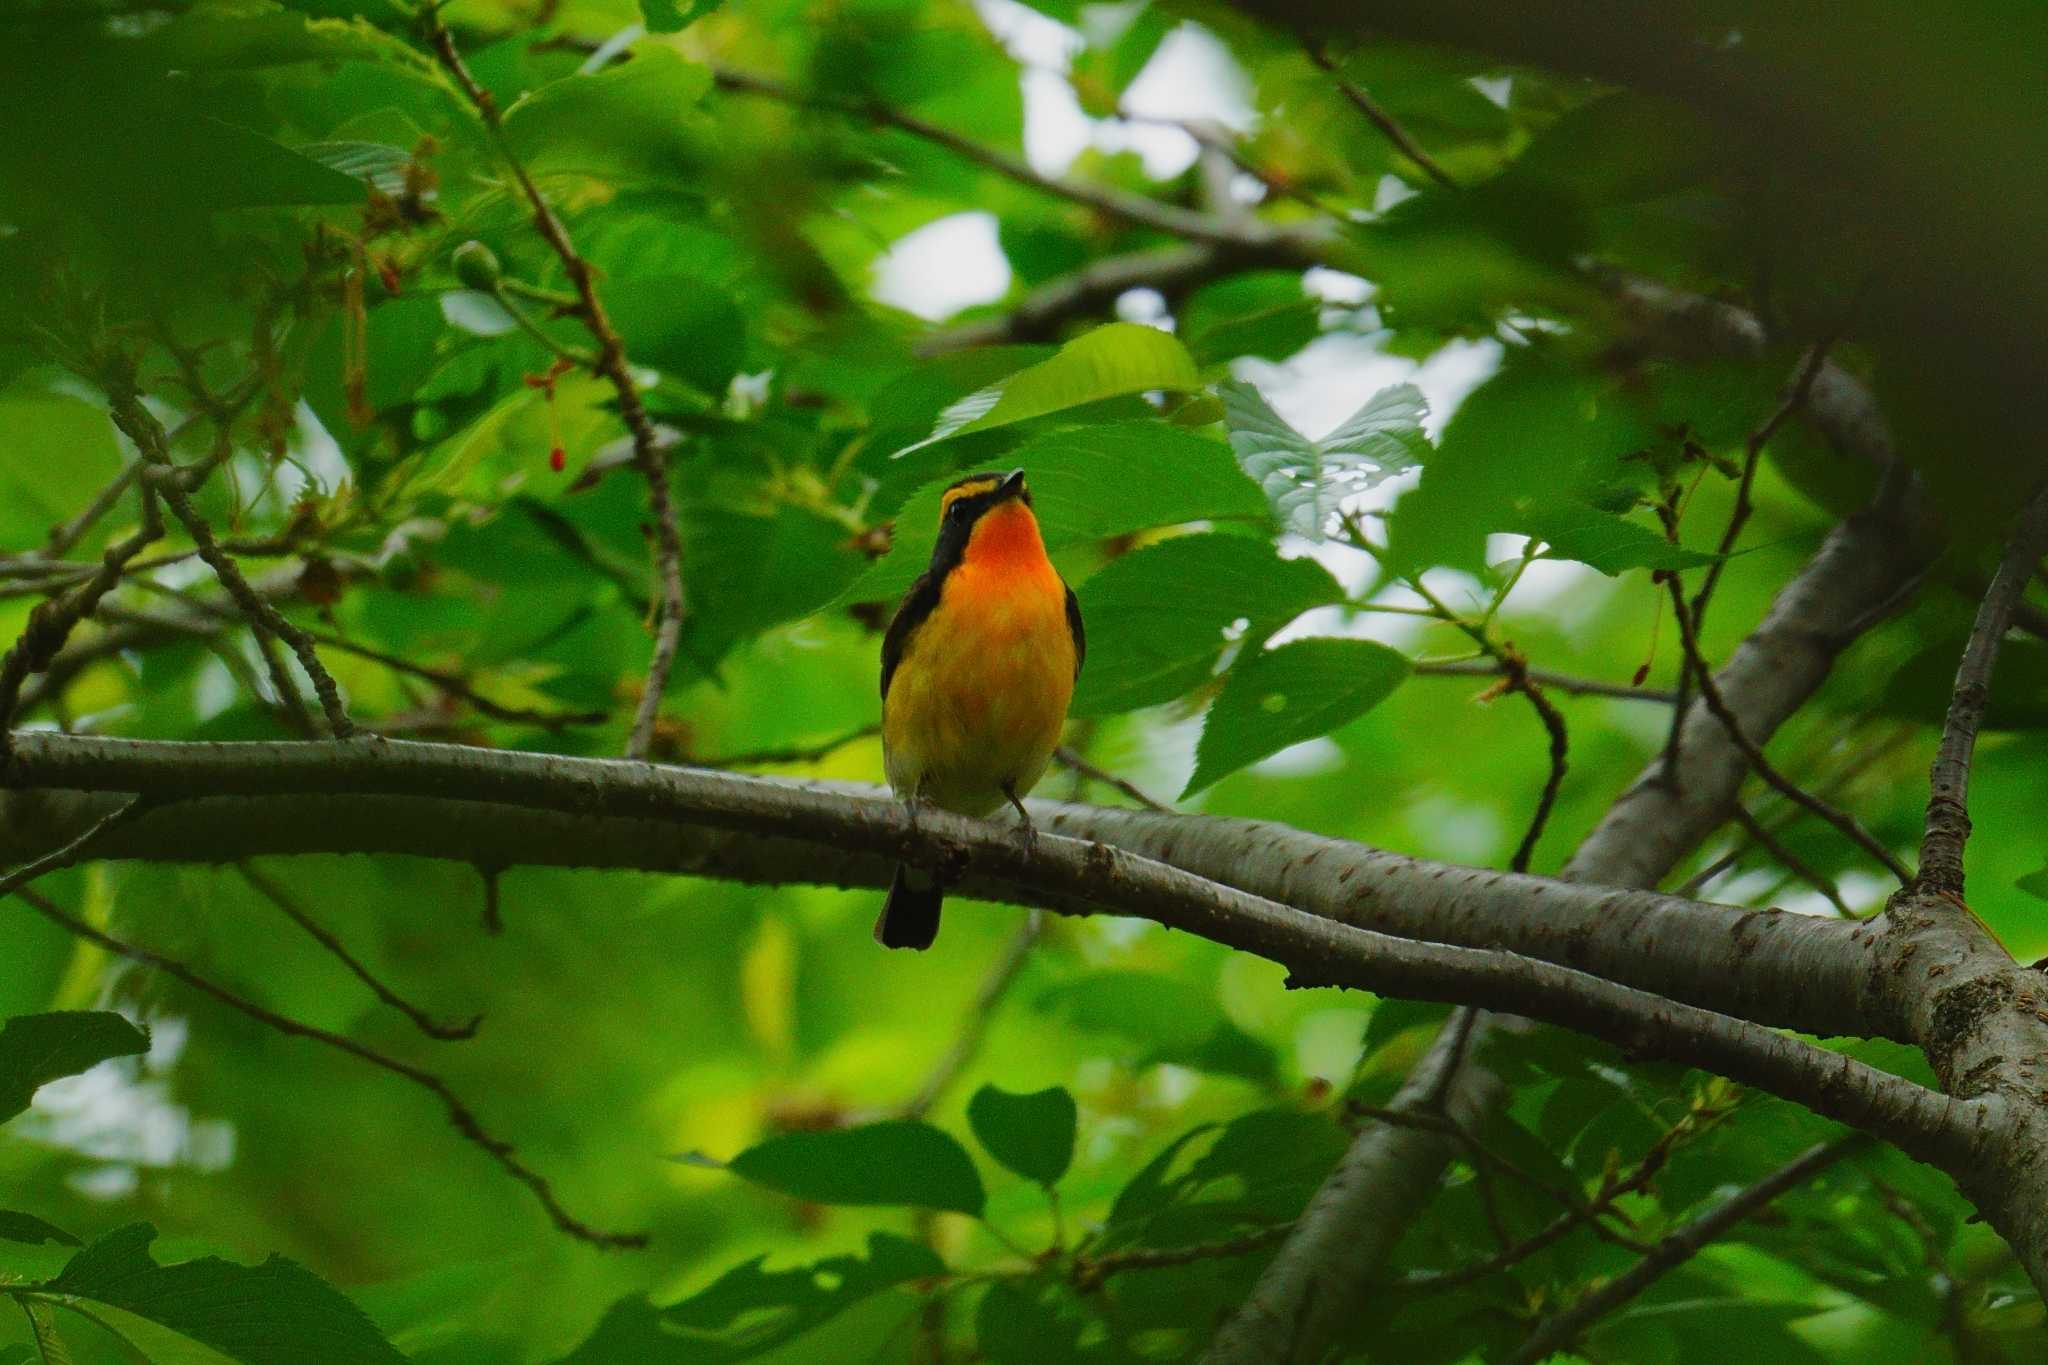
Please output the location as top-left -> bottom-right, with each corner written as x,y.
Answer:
967,1085 -> 1077,1187
503,47 -> 711,180
1070,535 -> 1345,716
1520,503 -> 1716,575
47,1223 -> 406,1365
1035,971 -> 1276,1082
2020,865 -> 2048,902
846,422 -> 1268,608
1220,379 -> 1429,539
724,1121 -> 985,1215
640,0 -> 723,32
895,323 -> 1201,455
975,1281 -> 1084,1365
0,1209 -> 79,1248
295,140 -> 410,195
559,1232 -> 941,1364
0,1011 -> 149,1126
1186,637 -> 1412,796
604,275 -> 746,396
1180,272 -> 1321,366
0,1344 -> 30,1365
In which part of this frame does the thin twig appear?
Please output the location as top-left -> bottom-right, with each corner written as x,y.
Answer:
1414,659 -> 1677,704
0,491 -> 164,756
107,391 -> 355,738
710,67 -> 1304,251
7,883 -> 643,1249
1302,42 -> 1458,191
1074,1224 -> 1294,1291
1501,1137 -> 1864,1365
900,911 -> 1044,1121
42,461 -> 143,559
1918,483 -> 2048,896
0,799 -> 149,902
1727,802 -> 1852,917
700,723 -> 881,769
237,862 -> 481,1040
421,15 -> 687,763
1689,342 -> 1834,633
1053,746 -> 1172,813
1662,572 -> 1912,884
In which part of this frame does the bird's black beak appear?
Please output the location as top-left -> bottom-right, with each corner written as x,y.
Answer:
999,468 -> 1027,499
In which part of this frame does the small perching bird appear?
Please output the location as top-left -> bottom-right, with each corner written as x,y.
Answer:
876,469 -> 1083,949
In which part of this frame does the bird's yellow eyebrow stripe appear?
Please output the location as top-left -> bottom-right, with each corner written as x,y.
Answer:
940,478 -> 1001,512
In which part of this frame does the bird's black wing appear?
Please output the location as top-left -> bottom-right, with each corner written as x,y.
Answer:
1064,580 -> 1085,678
880,570 -> 942,700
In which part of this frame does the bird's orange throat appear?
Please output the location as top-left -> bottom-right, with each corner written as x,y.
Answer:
962,500 -> 1052,576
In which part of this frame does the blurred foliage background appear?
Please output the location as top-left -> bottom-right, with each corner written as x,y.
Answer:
1,0 -> 2045,1361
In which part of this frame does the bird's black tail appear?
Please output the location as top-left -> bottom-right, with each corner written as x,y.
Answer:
875,864 -> 943,950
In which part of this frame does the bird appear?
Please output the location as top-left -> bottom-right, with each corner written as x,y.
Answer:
876,468 -> 1083,950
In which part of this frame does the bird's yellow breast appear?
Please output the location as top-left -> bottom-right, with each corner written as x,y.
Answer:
882,550 -> 1076,817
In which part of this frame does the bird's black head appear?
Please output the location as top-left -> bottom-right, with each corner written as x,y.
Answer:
927,468 -> 1030,574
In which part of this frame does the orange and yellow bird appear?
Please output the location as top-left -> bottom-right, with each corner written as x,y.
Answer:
876,469 -> 1083,950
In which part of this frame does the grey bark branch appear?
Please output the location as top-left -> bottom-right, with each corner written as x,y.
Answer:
1199,474 -> 1939,1360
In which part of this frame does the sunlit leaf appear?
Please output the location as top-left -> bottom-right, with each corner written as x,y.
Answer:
895,323 -> 1202,455
1220,379 -> 1429,539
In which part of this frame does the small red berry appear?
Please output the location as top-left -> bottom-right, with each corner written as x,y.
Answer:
549,446 -> 566,472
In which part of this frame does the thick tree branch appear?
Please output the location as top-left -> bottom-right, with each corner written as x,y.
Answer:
0,735 -> 1870,1038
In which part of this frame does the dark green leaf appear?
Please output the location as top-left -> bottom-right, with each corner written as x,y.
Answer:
1070,534 -> 1345,716
503,48 -> 711,180
0,1209 -> 78,1248
1220,380 -> 1428,539
604,276 -> 746,396
847,423 -> 1268,608
1187,637 -> 1412,795
48,1223 -> 406,1364
0,1344 -> 29,1365
559,1232 -> 941,1364
967,1084 -> 1077,1186
0,1011 -> 149,1126
895,323 -> 1202,455
1035,971 -> 1276,1082
2019,864 -> 2048,902
1521,503 -> 1716,575
725,1121 -> 985,1215
975,1281 -> 1084,1365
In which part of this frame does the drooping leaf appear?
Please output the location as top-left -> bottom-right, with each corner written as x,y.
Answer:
1070,535 -> 1346,716
894,323 -> 1202,455
967,1085 -> 1077,1187
297,140 -> 411,195
847,422 -> 1268,607
1186,637 -> 1412,796
604,276 -> 747,396
559,1232 -> 941,1364
0,1011 -> 150,1126
503,47 -> 711,180
0,1209 -> 79,1248
1520,503 -> 1716,575
1220,379 -> 1429,539
46,1223 -> 407,1365
723,1121 -> 985,1215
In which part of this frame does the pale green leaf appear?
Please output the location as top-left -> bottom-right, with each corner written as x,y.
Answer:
1220,379 -> 1428,539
